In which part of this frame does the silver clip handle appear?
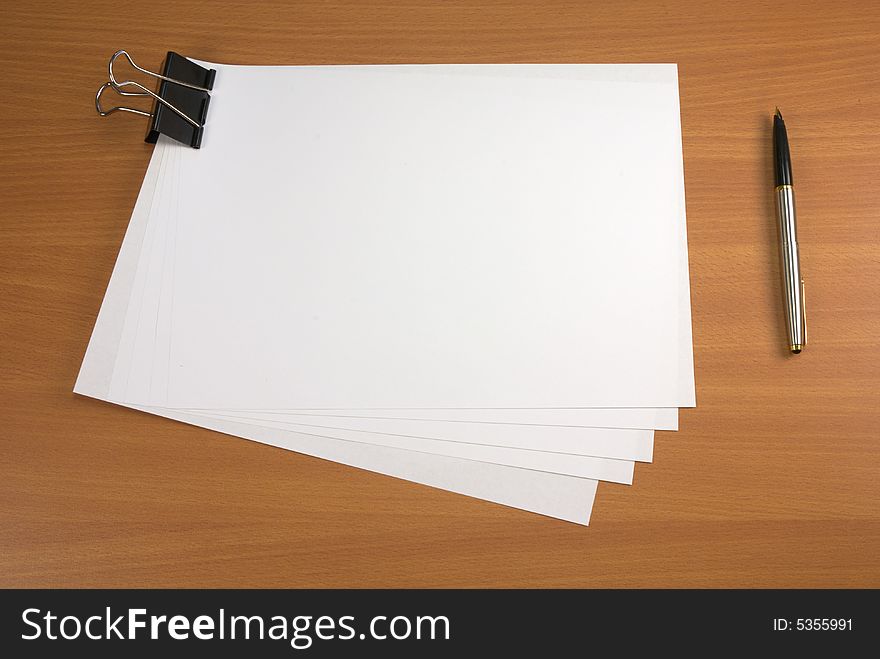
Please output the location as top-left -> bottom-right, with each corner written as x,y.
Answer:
108,50 -> 211,93
95,79 -> 201,128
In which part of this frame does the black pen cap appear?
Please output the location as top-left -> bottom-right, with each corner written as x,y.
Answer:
773,109 -> 793,187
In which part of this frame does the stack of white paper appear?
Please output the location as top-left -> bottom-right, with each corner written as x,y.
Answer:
77,62 -> 695,525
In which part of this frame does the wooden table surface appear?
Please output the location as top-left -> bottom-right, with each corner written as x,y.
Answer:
1,0 -> 878,588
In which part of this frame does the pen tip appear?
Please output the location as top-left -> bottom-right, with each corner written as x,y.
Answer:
775,107 -> 782,119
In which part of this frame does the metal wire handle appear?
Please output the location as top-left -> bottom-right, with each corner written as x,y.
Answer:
95,79 -> 201,128
95,81 -> 152,118
108,50 -> 211,93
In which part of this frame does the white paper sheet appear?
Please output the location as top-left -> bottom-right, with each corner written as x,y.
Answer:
110,65 -> 689,436
184,407 -> 679,431
130,63 -> 693,410
140,405 -> 601,525
195,411 -> 655,462
186,411 -> 636,482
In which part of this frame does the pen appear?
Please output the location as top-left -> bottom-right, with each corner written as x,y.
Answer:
773,108 -> 807,354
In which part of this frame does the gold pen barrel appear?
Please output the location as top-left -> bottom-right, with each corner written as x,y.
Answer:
775,185 -> 806,352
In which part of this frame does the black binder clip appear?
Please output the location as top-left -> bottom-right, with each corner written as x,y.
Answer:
95,50 -> 216,148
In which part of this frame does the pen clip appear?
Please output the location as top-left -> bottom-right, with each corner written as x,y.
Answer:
801,278 -> 808,346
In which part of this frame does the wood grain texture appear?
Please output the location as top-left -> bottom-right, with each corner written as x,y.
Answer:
1,0 -> 878,588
